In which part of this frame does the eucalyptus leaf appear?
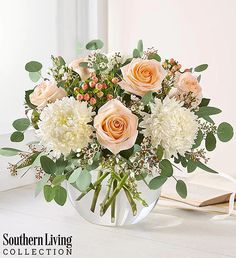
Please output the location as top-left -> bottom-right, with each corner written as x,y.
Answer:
13,118 -> 30,131
25,61 -> 42,72
141,91 -> 153,105
35,174 -> 51,197
193,130 -> 203,148
176,180 -> 187,198
199,98 -> 210,107
52,175 -> 66,185
54,185 -> 67,206
137,40 -> 143,54
76,170 -> 92,192
149,176 -> 167,190
17,152 -> 40,169
187,159 -> 197,173
40,156 -> 56,174
0,147 -> 22,156
196,160 -> 218,173
133,48 -> 141,58
25,90 -> 37,109
68,168 -> 82,184
205,132 -> 216,151
217,122 -> 234,142
156,145 -> 164,160
86,39 -> 104,50
10,131 -> 24,142
44,185 -> 55,202
29,71 -> 41,82
195,106 -> 221,118
194,64 -> 208,72
148,53 -> 161,62
159,159 -> 173,177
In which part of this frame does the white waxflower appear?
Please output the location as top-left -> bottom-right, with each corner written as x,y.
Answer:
140,97 -> 199,158
37,97 -> 95,158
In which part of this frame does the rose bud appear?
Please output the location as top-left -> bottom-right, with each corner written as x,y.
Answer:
97,92 -> 104,98
74,87 -> 80,92
96,83 -> 103,90
107,94 -> 113,100
102,83 -> 107,89
89,81 -> 96,88
91,76 -> 98,83
111,77 -> 119,84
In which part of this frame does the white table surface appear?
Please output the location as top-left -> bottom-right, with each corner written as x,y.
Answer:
0,185 -> 235,258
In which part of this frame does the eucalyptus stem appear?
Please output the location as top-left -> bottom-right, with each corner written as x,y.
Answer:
90,171 -> 103,212
111,179 -> 117,223
76,172 -> 109,201
123,187 -> 137,216
100,173 -> 129,216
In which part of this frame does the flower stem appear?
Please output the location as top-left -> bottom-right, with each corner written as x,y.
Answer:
123,187 -> 137,216
111,179 -> 117,223
100,173 -> 129,216
90,171 -> 103,212
100,176 -> 113,209
76,172 -> 109,201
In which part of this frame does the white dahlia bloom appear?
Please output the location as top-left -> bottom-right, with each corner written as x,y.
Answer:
140,97 -> 199,158
38,97 -> 95,158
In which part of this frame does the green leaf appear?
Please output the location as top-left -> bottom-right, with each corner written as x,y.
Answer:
202,116 -> 214,124
135,172 -> 148,181
52,175 -> 66,185
40,156 -> 56,174
133,144 -> 141,153
68,168 -> 82,183
196,160 -> 218,173
179,155 -> 187,167
148,53 -> 161,62
193,130 -> 203,148
194,64 -> 208,72
133,48 -> 141,58
29,71 -> 41,82
156,145 -> 164,160
120,147 -> 134,159
195,106 -> 222,118
10,131 -> 24,142
159,159 -> 173,177
197,74 -> 201,82
149,176 -> 167,190
25,90 -> 37,109
58,56 -> 66,66
54,185 -> 67,206
137,40 -> 143,54
176,180 -> 187,198
86,39 -> 104,50
44,185 -> 55,202
217,122 -> 234,142
35,174 -> 51,197
76,170 -> 92,192
25,61 -> 42,72
55,157 -> 68,175
12,118 -> 30,131
0,147 -> 22,156
17,152 -> 40,169
205,132 -> 216,151
199,98 -> 210,107
79,62 -> 89,68
141,91 -> 153,105
86,152 -> 101,171
187,159 -> 197,173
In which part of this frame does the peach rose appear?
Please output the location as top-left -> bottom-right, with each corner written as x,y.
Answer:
30,80 -> 67,109
69,57 -> 90,81
94,99 -> 138,154
169,72 -> 202,108
118,58 -> 166,96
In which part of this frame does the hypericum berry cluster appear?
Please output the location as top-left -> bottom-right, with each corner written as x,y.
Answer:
162,58 -> 182,78
74,72 -> 120,107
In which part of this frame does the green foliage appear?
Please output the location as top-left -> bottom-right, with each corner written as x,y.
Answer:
17,152 -> 40,169
148,53 -> 161,62
159,159 -> 173,177
25,90 -> 37,109
40,156 -> 56,174
68,168 -> 82,183
194,64 -> 208,72
76,170 -> 92,192
52,175 -> 66,185
193,130 -> 203,148
149,176 -> 167,190
196,161 -> 218,173
176,180 -> 187,198
35,174 -> 51,197
0,147 -> 22,156
137,40 -> 143,54
156,145 -> 164,160
79,62 -> 89,68
133,48 -> 141,58
199,98 -> 210,107
29,71 -> 41,82
54,185 -> 67,206
141,91 -> 153,105
25,61 -> 42,72
55,157 -> 68,175
135,172 -> 148,181
44,185 -> 55,202
205,132 -> 216,151
187,159 -> 197,173
195,106 -> 222,118
217,122 -> 234,142
13,118 -> 30,131
86,152 -> 101,171
120,147 -> 134,159
58,56 -> 66,66
10,131 -> 24,142
86,39 -> 104,50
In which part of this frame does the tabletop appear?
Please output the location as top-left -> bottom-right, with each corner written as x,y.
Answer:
0,184 -> 235,258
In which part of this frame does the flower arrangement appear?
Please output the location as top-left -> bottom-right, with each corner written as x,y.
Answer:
0,39 -> 234,223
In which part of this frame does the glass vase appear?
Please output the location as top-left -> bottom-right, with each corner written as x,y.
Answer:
67,170 -> 161,226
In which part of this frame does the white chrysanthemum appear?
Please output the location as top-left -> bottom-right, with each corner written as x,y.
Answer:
140,97 -> 199,158
37,97 -> 95,158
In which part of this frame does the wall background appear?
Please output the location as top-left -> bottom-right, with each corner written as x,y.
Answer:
0,0 -> 235,176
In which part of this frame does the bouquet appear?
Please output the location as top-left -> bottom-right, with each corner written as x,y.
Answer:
0,39 -> 234,223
